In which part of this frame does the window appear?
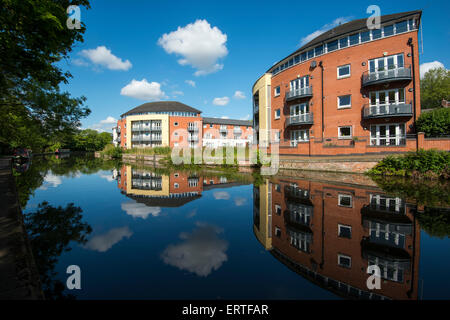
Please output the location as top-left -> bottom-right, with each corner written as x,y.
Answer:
370,123 -> 406,146
274,131 -> 280,142
369,53 -> 404,73
275,205 -> 282,215
290,76 -> 309,92
338,95 -> 351,108
275,227 -> 282,238
274,86 -> 280,97
349,33 -> 359,45
338,254 -> 352,268
360,31 -> 370,42
338,225 -> 352,239
275,184 -> 281,192
301,52 -> 307,61
395,20 -> 408,33
337,64 -> 351,79
290,130 -> 309,146
314,45 -> 323,56
327,39 -> 338,52
338,126 -> 352,139
275,109 -> 280,119
307,49 -> 314,59
339,36 -> 348,48
210,124 -> 213,128
338,194 -> 353,207
383,24 -> 394,36
372,28 -> 381,40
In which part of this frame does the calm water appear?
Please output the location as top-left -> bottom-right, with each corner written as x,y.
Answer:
15,154 -> 450,300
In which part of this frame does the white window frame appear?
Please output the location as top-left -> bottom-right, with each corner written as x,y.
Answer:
275,204 -> 282,215
274,86 -> 280,97
275,109 -> 280,119
337,64 -> 351,79
337,95 -> 352,109
290,76 -> 309,91
338,126 -> 352,139
370,123 -> 406,146
338,194 -> 353,207
338,254 -> 352,268
338,224 -> 352,239
290,130 -> 309,146
369,88 -> 406,107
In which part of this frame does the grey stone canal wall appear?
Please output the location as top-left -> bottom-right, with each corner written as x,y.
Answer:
0,158 -> 43,300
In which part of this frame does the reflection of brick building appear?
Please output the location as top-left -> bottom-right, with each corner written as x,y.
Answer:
254,177 -> 420,300
116,165 -> 246,207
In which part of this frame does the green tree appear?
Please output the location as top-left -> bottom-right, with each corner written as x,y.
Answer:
0,0 -> 91,153
416,107 -> 450,137
420,67 -> 450,109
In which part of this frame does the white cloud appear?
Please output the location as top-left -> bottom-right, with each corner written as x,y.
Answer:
185,80 -> 196,87
98,171 -> 115,182
121,201 -> 161,219
158,19 -> 228,76
234,91 -> 246,99
161,222 -> 228,277
240,114 -> 250,121
72,58 -> 89,67
172,90 -> 184,98
213,97 -> 230,106
120,79 -> 166,101
420,61 -> 446,78
89,116 -> 118,133
234,197 -> 247,206
213,191 -> 230,200
84,227 -> 133,252
38,172 -> 62,190
79,46 -> 132,71
220,116 -> 229,119
299,17 -> 351,46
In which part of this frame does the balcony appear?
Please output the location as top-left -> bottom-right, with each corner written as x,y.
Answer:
363,103 -> 413,119
285,113 -> 313,127
188,135 -> 199,141
131,135 -> 161,142
286,86 -> 313,101
188,125 -> 199,132
219,127 -> 228,133
362,65 -> 412,87
151,126 -> 162,131
233,128 -> 242,134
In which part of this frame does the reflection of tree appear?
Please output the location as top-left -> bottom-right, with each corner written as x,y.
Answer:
24,202 -> 92,300
14,154 -> 122,208
417,207 -> 450,239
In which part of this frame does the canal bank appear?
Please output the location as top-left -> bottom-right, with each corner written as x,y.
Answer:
0,158 -> 43,300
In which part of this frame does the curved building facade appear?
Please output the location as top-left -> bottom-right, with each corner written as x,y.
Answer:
253,10 -> 423,156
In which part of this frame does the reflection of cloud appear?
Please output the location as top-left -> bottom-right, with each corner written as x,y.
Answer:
161,222 -> 228,277
121,201 -> 161,219
187,209 -> 197,218
213,191 -> 230,200
98,172 -> 115,182
234,197 -> 247,206
38,172 -> 62,190
85,227 -> 133,252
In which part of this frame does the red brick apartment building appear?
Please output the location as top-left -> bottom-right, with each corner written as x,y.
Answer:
254,177 -> 421,300
253,10 -> 449,156
112,101 -> 253,149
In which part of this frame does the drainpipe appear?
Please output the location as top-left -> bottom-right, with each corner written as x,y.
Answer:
319,61 -> 324,140
407,207 -> 418,299
407,37 -> 418,151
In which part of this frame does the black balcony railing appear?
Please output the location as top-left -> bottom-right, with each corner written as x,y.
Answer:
286,86 -> 313,101
362,65 -> 412,87
363,102 -> 413,119
285,113 -> 313,127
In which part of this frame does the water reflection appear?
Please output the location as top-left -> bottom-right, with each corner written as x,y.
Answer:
254,177 -> 424,300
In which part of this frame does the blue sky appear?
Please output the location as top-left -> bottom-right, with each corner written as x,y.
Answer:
60,0 -> 450,132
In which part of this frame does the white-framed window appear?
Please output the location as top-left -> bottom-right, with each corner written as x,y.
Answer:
338,224 -> 352,239
290,76 -> 309,91
275,204 -> 282,215
290,130 -> 309,146
337,64 -> 351,79
275,109 -> 280,119
210,124 -> 213,128
338,126 -> 352,139
275,184 -> 281,192
338,95 -> 352,108
274,131 -> 280,142
370,123 -> 406,146
338,254 -> 352,268
338,194 -> 353,207
369,88 -> 405,107
275,227 -> 282,238
274,86 -> 280,97
369,53 -> 404,73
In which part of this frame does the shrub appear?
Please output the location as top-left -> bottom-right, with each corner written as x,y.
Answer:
368,149 -> 450,179
101,144 -> 123,159
416,108 -> 450,137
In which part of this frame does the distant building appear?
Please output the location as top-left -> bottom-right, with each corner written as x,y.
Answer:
113,101 -> 252,149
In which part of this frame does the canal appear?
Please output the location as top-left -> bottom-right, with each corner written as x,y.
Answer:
14,154 -> 450,299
